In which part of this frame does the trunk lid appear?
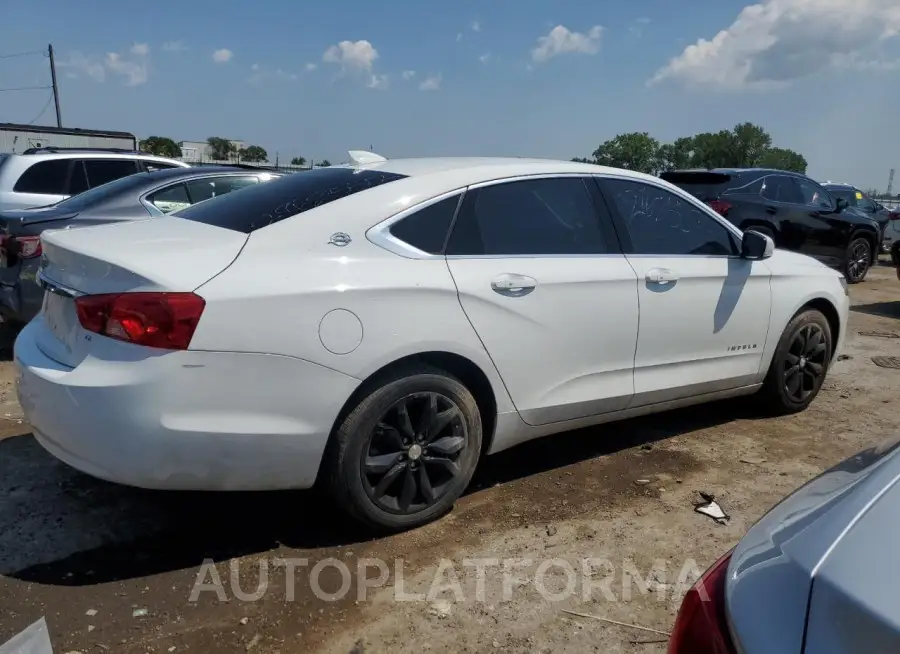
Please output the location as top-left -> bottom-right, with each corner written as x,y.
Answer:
35,217 -> 247,368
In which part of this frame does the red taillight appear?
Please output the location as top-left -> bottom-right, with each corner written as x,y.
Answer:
15,235 -> 42,258
706,200 -> 732,217
75,292 -> 205,350
668,550 -> 736,654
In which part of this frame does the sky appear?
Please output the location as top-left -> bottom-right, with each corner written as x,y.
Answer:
2,0 -> 900,189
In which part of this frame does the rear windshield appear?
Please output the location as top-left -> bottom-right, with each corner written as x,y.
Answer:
53,172 -> 153,211
174,167 -> 408,233
659,171 -> 735,201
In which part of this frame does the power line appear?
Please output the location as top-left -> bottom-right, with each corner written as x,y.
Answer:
0,49 -> 45,60
0,85 -> 52,92
25,93 -> 54,125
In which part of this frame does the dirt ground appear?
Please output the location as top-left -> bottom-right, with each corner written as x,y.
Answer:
1,261 -> 899,654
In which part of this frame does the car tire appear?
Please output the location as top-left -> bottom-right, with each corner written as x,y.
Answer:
844,236 -> 872,283
326,366 -> 483,532
758,309 -> 833,416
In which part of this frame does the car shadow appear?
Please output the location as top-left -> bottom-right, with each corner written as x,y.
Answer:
0,321 -> 21,362
2,397 -> 761,587
852,301 -> 900,320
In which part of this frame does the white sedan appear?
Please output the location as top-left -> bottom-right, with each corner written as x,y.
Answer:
15,152 -> 850,531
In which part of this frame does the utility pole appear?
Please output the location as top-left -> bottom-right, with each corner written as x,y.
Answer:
48,43 -> 62,127
887,168 -> 895,197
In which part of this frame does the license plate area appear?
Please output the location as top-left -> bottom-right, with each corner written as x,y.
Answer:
41,290 -> 80,354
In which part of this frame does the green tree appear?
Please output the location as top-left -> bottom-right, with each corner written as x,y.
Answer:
591,132 -> 662,174
207,137 -> 235,161
689,130 -> 736,169
238,145 -> 268,163
657,137 -> 695,172
290,156 -> 307,166
571,157 -> 593,163
730,122 -> 772,168
757,147 -> 807,174
139,136 -> 182,158
315,159 -> 332,167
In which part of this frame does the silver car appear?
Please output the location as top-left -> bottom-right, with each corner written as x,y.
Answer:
669,436 -> 900,653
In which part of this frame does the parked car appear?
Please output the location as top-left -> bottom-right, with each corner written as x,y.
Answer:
668,436 -> 900,653
16,153 -> 849,531
822,181 -> 891,233
0,166 -> 280,324
884,213 -> 900,263
659,168 -> 882,283
0,147 -> 189,211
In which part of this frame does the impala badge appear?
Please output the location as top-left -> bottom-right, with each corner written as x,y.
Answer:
329,232 -> 352,247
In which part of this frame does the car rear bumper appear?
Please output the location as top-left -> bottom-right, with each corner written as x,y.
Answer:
0,259 -> 43,324
14,319 -> 361,490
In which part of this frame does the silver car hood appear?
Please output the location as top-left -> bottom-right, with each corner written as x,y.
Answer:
726,437 -> 900,654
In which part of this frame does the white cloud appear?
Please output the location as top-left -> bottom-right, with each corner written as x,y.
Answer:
532,25 -> 604,62
367,73 -> 389,90
162,40 -> 188,53
305,62 -> 317,72
105,51 -> 148,86
58,51 -> 106,82
419,73 -> 442,91
456,32 -> 463,43
322,39 -> 379,71
471,20 -> 481,32
402,69 -> 416,80
130,42 -> 149,56
212,48 -> 233,64
479,52 -> 491,63
248,64 -> 298,84
649,0 -> 900,89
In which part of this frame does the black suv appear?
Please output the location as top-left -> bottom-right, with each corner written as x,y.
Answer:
822,182 -> 891,234
660,168 -> 881,283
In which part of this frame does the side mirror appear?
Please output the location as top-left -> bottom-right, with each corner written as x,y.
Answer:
742,230 -> 774,260
835,197 -> 849,211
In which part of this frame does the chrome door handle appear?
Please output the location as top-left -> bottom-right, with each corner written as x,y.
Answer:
645,268 -> 679,284
491,273 -> 537,296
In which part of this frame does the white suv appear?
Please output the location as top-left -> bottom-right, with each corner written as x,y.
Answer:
0,148 -> 189,211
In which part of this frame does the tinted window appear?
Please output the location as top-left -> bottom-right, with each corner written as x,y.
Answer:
602,179 -> 737,256
185,176 -> 258,204
84,159 -> 138,188
659,172 -> 734,201
761,175 -> 801,203
722,177 -> 765,196
447,177 -> 607,256
174,167 -> 407,233
856,192 -> 876,213
796,178 -> 833,209
828,188 -> 856,206
148,184 -> 192,214
13,159 -> 71,194
69,161 -> 89,195
389,195 -> 460,254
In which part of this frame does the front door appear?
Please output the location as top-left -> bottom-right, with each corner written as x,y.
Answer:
596,176 -> 772,406
445,176 -> 639,426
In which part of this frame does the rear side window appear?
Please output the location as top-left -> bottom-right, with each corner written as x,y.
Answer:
69,161 -> 89,195
761,175 -> 802,203
175,167 -> 408,233
84,159 -> 138,188
185,176 -> 258,204
147,184 -> 192,214
13,159 -> 71,194
389,195 -> 460,254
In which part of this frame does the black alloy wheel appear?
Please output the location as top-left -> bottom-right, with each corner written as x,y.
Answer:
362,392 -> 468,514
845,237 -> 871,283
782,323 -> 828,403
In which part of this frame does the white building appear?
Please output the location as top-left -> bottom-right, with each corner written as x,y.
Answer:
177,139 -> 247,164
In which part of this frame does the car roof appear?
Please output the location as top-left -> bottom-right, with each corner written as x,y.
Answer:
335,156 -> 659,184
7,151 -> 185,163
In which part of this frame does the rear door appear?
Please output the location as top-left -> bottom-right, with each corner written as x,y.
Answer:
445,175 -> 639,425
791,177 -> 847,266
596,176 -> 771,406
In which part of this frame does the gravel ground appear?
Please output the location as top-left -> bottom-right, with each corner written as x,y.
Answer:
1,261 -> 898,654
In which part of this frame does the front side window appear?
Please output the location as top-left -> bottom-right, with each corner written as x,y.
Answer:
602,178 -> 737,256
12,159 -> 71,194
855,192 -> 877,213
174,167 -> 408,233
447,177 -> 607,256
147,184 -> 192,214
185,176 -> 258,204
83,159 -> 139,188
796,178 -> 834,210
389,195 -> 460,254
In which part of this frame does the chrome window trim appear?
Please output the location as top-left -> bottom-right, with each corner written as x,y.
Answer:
594,172 -> 745,257
366,188 -> 465,260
